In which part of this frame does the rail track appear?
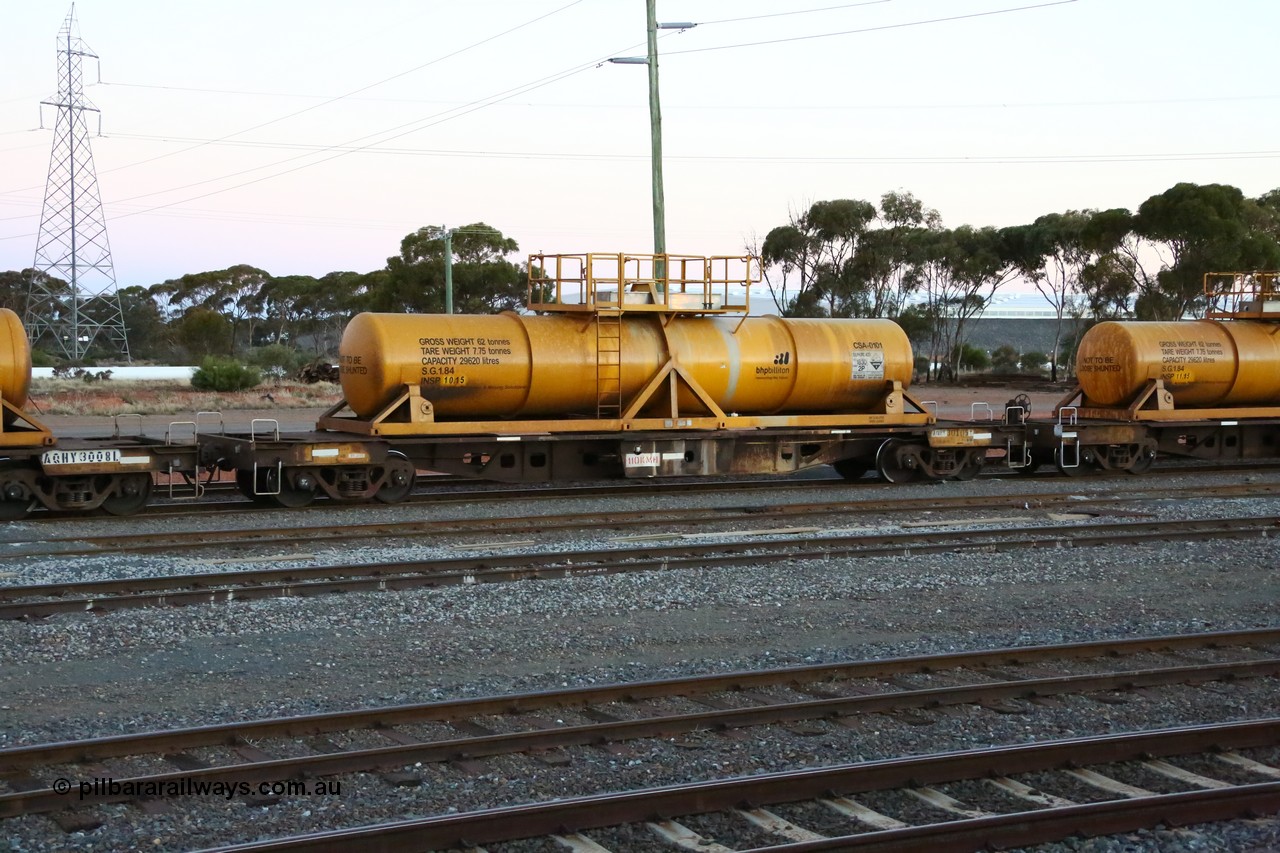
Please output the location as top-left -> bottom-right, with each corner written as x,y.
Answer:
2,514 -> 1278,620
6,480 -> 1280,559
205,720 -> 1280,852
2,629 -> 1277,846
14,457 -> 1280,525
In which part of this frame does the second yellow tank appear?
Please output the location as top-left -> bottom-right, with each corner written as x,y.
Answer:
338,312 -> 914,420
0,308 -> 32,412
1076,319 -> 1280,407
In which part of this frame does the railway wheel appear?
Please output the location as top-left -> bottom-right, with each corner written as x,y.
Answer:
950,449 -> 984,482
272,470 -> 317,509
1054,444 -> 1096,477
236,466 -> 317,507
832,457 -> 869,481
235,469 -> 274,504
101,473 -> 153,516
0,495 -> 34,521
1125,441 -> 1157,475
375,451 -> 416,504
875,438 -> 920,484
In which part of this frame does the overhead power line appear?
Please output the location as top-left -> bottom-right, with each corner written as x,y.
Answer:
0,0 -> 590,199
700,0 -> 899,25
662,0 -> 1078,56
0,0 -> 1093,239
77,135 -> 1280,165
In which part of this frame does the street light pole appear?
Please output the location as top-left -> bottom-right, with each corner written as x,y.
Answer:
608,4 -> 695,279
646,0 -> 665,260
439,225 -> 502,314
443,228 -> 455,315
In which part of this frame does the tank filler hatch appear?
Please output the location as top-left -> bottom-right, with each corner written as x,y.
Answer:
1204,271 -> 1280,320
526,253 -> 758,315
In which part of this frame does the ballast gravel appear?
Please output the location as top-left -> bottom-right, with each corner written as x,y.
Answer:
0,468 -> 1277,852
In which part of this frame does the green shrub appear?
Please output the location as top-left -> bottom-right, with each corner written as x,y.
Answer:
956,343 -> 990,371
990,345 -> 1020,373
191,357 -> 261,392
246,343 -> 306,379
29,348 -> 59,368
1021,351 -> 1049,372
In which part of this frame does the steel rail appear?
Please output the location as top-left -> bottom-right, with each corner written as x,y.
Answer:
1,628 -> 1274,771
751,785 -> 1280,852
3,658 -> 1278,818
130,456 -> 1280,518
10,481 -> 1279,558
194,719 -> 1280,852
3,514 -> 1277,619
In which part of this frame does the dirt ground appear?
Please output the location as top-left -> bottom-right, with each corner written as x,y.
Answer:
907,382 -> 1070,420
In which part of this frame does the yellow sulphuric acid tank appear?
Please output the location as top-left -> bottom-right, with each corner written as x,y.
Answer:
0,307 -> 33,413
339,312 -> 914,420
1076,319 -> 1280,408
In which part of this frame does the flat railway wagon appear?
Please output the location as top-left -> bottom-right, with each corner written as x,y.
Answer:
2,262 -> 1279,518
203,253 -> 997,506
1020,272 -> 1280,476
1,308 -> 205,519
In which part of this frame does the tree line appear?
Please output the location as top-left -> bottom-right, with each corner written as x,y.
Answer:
1,182 -> 1277,379
756,182 -> 1280,380
0,224 -> 523,369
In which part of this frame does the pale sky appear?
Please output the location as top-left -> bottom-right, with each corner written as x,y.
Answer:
1,0 -> 1276,291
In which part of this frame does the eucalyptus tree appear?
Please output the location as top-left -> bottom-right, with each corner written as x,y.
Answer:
149,265 -> 272,355
1006,209 -> 1127,381
853,191 -> 939,319
1129,183 -> 1280,319
370,223 -> 523,315
760,198 -> 877,316
913,226 -> 1019,380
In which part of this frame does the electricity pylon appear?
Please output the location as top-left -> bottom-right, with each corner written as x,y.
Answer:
25,4 -> 130,362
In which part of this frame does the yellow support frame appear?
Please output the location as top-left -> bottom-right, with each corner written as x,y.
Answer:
1055,379 -> 1280,422
316,381 -> 934,437
0,399 -> 55,448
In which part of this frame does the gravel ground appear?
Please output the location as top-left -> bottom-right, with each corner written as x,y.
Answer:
0,466 -> 1278,852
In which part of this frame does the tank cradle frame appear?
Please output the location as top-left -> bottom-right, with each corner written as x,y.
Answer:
1055,378 -> 1280,423
0,397 -> 54,448
316,380 -> 935,437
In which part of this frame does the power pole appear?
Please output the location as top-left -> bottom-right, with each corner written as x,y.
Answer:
608,5 -> 694,288
645,0 -> 665,260
25,4 -> 130,362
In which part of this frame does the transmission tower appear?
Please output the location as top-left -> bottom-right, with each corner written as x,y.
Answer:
25,4 -> 130,362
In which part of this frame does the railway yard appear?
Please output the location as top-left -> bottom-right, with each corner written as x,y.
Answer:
1,428 -> 1279,851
